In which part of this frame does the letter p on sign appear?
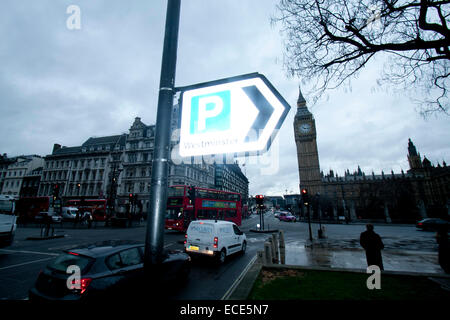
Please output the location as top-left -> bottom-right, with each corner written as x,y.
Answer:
198,96 -> 223,132
190,90 -> 231,134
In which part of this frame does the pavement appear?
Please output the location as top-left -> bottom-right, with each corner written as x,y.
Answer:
226,225 -> 450,300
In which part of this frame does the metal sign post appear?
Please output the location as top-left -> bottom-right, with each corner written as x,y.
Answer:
144,0 -> 181,268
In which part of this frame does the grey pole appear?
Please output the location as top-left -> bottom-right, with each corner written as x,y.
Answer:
144,0 -> 181,268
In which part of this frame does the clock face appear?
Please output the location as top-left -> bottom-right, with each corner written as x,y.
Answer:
299,123 -> 311,134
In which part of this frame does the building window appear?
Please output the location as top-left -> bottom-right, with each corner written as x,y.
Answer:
128,154 -> 137,163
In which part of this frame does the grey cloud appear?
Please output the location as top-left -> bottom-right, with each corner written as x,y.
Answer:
0,0 -> 448,197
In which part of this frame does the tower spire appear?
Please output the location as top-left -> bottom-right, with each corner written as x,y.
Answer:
408,138 -> 418,156
407,138 -> 422,170
297,85 -> 306,107
295,85 -> 311,118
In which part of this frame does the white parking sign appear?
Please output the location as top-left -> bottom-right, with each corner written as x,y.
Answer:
178,73 -> 290,157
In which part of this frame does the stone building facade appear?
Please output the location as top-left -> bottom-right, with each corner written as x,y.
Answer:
1,155 -> 44,197
293,91 -> 449,223
38,135 -> 126,201
37,116 -> 246,217
20,166 -> 43,198
214,163 -> 249,203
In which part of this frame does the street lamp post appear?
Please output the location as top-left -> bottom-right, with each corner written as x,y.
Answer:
317,192 -> 323,239
307,202 -> 313,242
144,0 -> 181,269
302,188 -> 313,242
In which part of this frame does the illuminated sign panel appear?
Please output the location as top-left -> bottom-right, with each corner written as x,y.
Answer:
178,73 -> 290,157
202,200 -> 237,209
167,198 -> 183,206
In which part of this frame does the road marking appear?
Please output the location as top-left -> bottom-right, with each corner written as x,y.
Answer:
221,254 -> 257,300
0,249 -> 59,256
0,257 -> 54,271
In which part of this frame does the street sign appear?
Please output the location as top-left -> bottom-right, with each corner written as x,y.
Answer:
177,73 -> 290,157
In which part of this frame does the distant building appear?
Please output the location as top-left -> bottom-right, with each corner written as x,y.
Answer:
0,154 -> 17,193
293,89 -> 450,222
266,196 -> 286,209
214,163 -> 249,204
20,166 -> 43,198
38,135 -> 126,203
0,155 -> 44,197
283,194 -> 301,212
37,115 -> 247,217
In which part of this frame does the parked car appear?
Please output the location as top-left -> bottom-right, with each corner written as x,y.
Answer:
184,220 -> 246,264
61,207 -> 79,221
29,240 -> 191,301
416,218 -> 449,231
277,212 -> 296,222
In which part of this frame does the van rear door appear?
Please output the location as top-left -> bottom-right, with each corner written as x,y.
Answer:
187,222 -> 214,249
0,198 -> 16,247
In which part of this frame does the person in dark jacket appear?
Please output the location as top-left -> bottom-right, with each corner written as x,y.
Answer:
360,224 -> 384,270
436,225 -> 450,274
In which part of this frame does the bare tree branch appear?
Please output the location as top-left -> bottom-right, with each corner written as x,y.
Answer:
273,0 -> 450,115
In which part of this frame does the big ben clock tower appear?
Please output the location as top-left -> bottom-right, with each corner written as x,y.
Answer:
294,88 -> 322,195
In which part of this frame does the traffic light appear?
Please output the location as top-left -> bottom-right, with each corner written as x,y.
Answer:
129,193 -> 134,203
53,184 -> 60,198
187,187 -> 196,204
301,188 -> 309,206
255,195 -> 264,208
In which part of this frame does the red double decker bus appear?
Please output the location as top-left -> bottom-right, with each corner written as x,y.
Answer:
16,196 -> 58,222
65,199 -> 108,221
165,185 -> 242,232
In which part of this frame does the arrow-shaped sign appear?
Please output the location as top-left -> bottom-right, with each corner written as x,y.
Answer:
242,85 -> 274,142
177,73 -> 290,157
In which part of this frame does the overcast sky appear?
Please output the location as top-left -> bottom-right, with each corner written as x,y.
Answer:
1,0 -> 449,197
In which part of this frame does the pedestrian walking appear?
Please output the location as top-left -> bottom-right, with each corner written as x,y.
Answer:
436,226 -> 450,274
360,224 -> 384,270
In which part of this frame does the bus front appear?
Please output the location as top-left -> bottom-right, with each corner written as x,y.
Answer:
165,186 -> 188,231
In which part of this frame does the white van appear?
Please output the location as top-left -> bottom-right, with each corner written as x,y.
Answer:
0,195 -> 17,248
184,220 -> 246,263
61,207 -> 79,220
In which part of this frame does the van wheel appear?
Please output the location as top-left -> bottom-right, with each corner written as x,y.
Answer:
241,241 -> 247,254
217,249 -> 226,264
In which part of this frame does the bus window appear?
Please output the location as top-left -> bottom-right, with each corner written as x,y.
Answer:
197,210 -> 207,219
183,210 -> 193,223
198,210 -> 217,220
166,208 -> 183,220
225,210 -> 237,218
209,210 -> 218,219
168,186 -> 185,197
